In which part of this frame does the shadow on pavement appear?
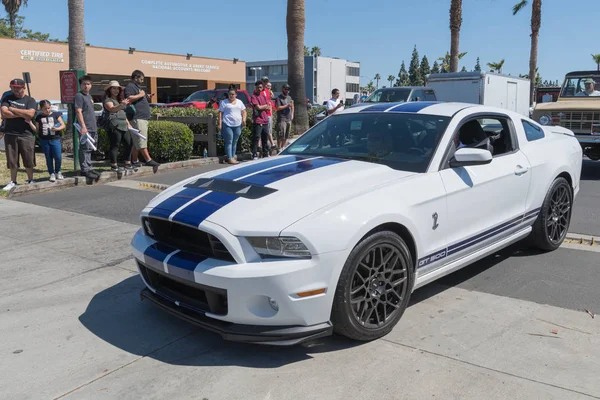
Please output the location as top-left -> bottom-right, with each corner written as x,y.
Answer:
581,159 -> 600,181
79,275 -> 361,368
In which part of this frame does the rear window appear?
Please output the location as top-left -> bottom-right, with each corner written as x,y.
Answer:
522,120 -> 544,141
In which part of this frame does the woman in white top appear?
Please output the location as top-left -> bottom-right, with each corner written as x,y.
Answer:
218,89 -> 247,164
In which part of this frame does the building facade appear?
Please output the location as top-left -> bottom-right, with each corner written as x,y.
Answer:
0,37 -> 246,104
246,56 -> 360,105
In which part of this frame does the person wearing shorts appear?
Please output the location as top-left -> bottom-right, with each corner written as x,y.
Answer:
124,70 -> 159,168
275,84 -> 294,151
1,78 -> 37,191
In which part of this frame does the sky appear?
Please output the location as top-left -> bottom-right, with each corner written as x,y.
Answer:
13,0 -> 600,86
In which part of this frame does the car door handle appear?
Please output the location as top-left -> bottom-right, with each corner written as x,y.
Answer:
514,165 -> 529,176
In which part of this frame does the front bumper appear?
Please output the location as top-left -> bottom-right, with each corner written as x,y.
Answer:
131,228 -> 347,345
575,134 -> 600,145
140,288 -> 333,345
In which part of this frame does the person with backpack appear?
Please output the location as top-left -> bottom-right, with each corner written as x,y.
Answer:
102,81 -> 133,172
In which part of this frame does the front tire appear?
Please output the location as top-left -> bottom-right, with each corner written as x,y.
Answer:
331,231 -> 414,341
530,177 -> 573,251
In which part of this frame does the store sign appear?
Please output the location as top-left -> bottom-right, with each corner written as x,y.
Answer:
141,59 -> 220,73
60,71 -> 79,103
20,49 -> 64,63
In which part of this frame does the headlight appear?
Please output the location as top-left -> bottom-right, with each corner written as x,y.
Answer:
246,236 -> 311,259
539,114 -> 551,125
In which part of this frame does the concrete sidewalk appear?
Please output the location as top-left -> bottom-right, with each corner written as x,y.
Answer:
0,199 -> 598,400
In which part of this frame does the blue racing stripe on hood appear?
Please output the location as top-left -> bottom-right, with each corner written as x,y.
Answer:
388,101 -> 440,113
148,188 -> 209,219
239,157 -> 348,186
213,155 -> 299,181
168,251 -> 207,271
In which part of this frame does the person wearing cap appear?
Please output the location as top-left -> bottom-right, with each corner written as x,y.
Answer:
103,80 -> 135,172
1,78 -> 38,191
275,84 -> 294,151
576,78 -> 600,96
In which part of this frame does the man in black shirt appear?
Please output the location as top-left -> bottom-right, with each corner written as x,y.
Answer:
74,74 -> 100,179
124,70 -> 159,168
1,79 -> 37,191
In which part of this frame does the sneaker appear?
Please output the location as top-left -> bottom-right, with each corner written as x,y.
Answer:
56,172 -> 64,180
145,159 -> 160,167
2,181 -> 16,191
111,165 -> 123,172
26,180 -> 35,185
124,164 -> 134,171
49,173 -> 56,182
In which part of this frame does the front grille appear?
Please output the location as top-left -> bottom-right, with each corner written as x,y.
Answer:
551,111 -> 600,133
143,217 -> 235,262
139,261 -> 228,315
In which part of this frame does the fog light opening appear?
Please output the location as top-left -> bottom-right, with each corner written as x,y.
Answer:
268,297 -> 279,311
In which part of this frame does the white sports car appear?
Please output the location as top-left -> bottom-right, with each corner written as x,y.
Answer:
131,101 -> 582,345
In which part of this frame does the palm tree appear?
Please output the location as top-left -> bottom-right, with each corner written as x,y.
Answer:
513,0 -> 541,106
387,75 -> 395,87
2,0 -> 28,37
303,45 -> 309,56
287,0 -> 309,134
310,46 -> 321,57
438,51 -> 467,73
592,54 -> 600,71
449,0 -> 462,72
487,59 -> 505,73
65,0 -> 86,155
374,73 -> 381,88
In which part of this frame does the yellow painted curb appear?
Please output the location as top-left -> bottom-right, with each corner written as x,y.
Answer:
138,182 -> 168,191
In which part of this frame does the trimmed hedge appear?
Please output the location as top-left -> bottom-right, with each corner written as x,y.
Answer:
98,120 -> 194,163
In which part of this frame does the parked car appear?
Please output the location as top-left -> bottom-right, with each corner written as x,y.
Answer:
164,89 -> 252,109
532,70 -> 600,160
131,101 -> 582,346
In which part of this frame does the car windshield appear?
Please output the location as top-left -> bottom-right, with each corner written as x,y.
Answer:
184,91 -> 215,102
560,76 -> 600,97
364,89 -> 411,103
280,112 -> 450,173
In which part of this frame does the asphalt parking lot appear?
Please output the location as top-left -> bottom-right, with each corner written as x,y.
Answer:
1,159 -> 599,399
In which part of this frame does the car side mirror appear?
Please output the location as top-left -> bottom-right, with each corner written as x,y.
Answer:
449,148 -> 493,167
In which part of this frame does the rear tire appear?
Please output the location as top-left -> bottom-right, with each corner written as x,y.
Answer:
530,177 -> 573,251
331,231 -> 414,341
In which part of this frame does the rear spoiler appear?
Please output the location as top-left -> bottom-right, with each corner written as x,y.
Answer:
548,126 -> 575,137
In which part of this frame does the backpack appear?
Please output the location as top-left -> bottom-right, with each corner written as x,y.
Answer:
97,108 -> 111,130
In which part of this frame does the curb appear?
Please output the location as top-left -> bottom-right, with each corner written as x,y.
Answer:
564,232 -> 600,247
6,157 -> 221,198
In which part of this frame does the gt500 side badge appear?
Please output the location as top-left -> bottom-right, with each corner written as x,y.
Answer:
418,249 -> 447,268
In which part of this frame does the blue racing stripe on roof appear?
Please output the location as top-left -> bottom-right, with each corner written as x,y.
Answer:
389,101 -> 441,113
359,103 -> 401,112
239,157 -> 348,186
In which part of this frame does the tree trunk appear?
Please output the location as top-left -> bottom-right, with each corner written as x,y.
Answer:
449,0 -> 462,73
286,0 -> 309,135
9,12 -> 16,37
64,0 -> 87,153
528,0 -> 541,106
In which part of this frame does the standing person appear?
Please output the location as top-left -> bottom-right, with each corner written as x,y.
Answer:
1,79 -> 37,191
262,78 -> 276,151
326,88 -> 345,116
124,70 -> 159,168
275,84 -> 294,151
74,75 -> 100,179
250,80 -> 271,160
218,88 -> 246,164
103,80 -> 134,172
33,100 -> 66,182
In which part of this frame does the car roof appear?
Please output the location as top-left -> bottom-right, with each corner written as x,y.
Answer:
371,86 -> 428,91
342,101 -> 480,117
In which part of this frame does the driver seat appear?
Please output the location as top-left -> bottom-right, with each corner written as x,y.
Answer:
459,120 -> 493,153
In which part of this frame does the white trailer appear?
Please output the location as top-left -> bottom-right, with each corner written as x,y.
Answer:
425,71 -> 531,117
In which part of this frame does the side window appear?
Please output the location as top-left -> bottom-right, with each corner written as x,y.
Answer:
452,117 -> 515,158
522,120 -> 544,141
410,90 -> 423,101
423,90 -> 436,101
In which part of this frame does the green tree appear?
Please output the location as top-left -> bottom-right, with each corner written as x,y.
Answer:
438,51 -> 466,73
474,57 -> 481,71
461,66 -> 467,72
310,46 -> 321,57
2,0 -> 27,37
396,62 -> 410,87
592,54 -> 600,71
513,0 -> 542,105
374,73 -> 381,88
387,75 -> 395,87
303,45 -> 309,56
487,59 -> 505,73
420,55 -> 431,78
287,0 -> 309,134
408,45 -> 423,86
431,61 -> 440,74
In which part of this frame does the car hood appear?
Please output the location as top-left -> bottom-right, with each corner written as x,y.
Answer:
145,155 -> 415,235
535,100 -> 600,112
